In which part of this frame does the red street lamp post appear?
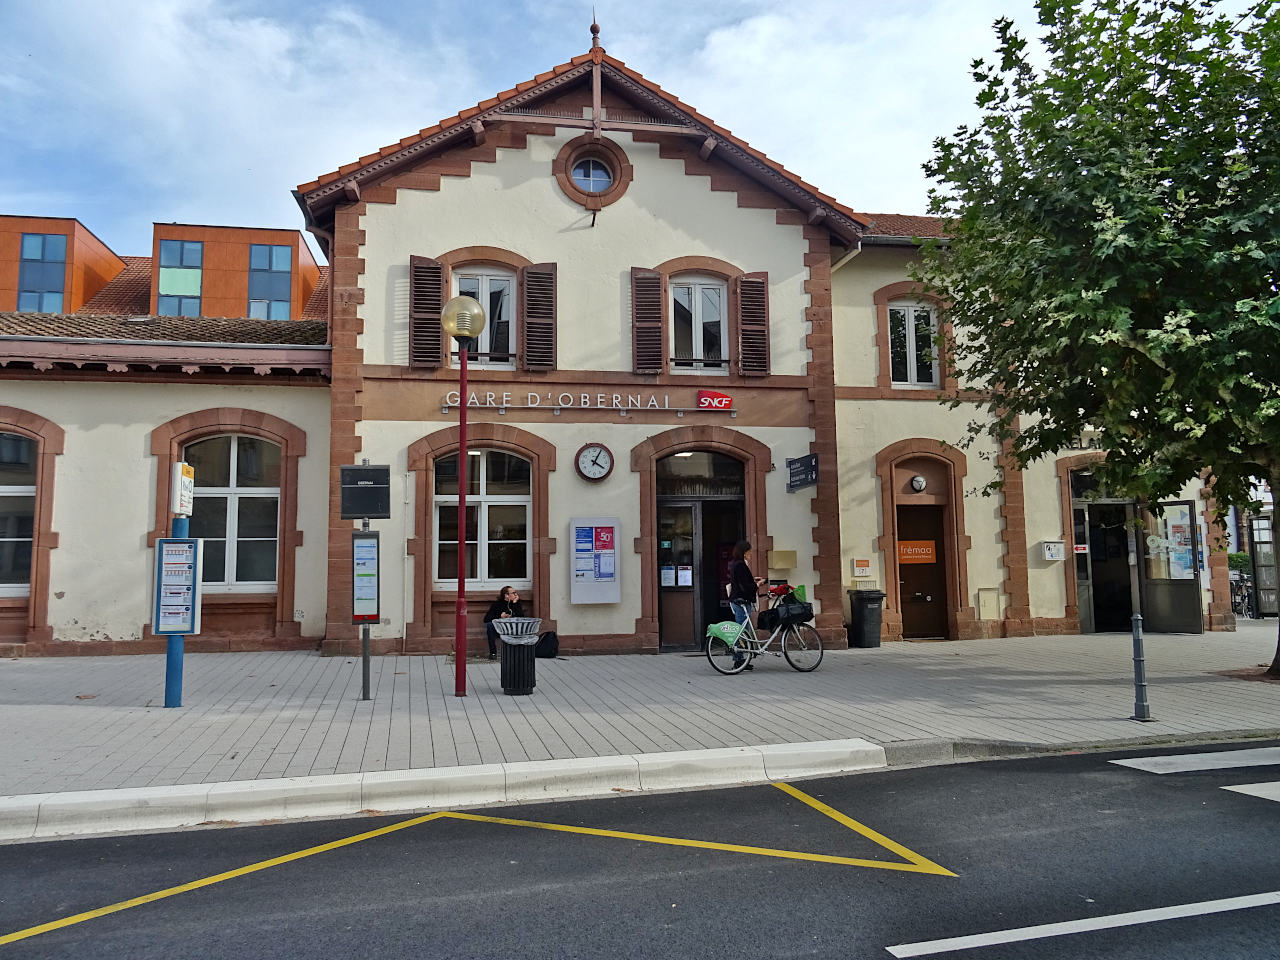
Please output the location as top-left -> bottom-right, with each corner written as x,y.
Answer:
441,295 -> 487,697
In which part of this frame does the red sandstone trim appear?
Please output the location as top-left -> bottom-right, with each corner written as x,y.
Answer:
629,426 -> 773,650
149,408 -> 307,644
874,438 -> 977,642
401,424 -> 557,654
0,406 -> 64,644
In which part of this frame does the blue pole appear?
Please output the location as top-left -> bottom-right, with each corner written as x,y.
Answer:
164,515 -> 189,708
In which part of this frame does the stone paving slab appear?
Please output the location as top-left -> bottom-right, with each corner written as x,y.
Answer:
2,622 -> 1278,798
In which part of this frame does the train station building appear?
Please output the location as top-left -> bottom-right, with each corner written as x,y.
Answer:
0,32 -> 1235,656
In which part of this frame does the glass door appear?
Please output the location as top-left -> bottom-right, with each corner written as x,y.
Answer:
1138,502 -> 1204,633
1073,506 -> 1095,634
657,502 -> 698,650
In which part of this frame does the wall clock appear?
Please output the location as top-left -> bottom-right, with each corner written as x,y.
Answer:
575,442 -> 614,482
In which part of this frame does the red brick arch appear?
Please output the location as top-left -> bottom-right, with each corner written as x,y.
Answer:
629,425 -> 774,649
0,406 -> 64,645
405,423 -> 557,652
875,438 -> 976,641
149,408 -> 307,643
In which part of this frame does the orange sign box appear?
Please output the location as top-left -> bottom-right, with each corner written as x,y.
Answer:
898,540 -> 936,564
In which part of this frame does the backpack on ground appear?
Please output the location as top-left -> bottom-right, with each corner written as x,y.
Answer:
535,631 -> 559,658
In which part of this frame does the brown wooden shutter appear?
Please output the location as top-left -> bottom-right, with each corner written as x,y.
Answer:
734,271 -> 770,376
519,262 -> 557,371
631,266 -> 665,374
409,255 -> 446,368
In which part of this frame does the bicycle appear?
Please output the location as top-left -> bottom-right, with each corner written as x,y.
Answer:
705,584 -> 823,674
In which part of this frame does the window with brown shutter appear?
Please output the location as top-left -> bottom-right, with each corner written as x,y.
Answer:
519,263 -> 557,371
734,271 -> 770,376
409,255 -> 447,368
631,266 -> 665,374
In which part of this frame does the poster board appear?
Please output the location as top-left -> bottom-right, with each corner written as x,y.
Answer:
570,517 -> 621,604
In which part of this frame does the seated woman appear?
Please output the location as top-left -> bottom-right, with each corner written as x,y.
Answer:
482,585 -> 525,659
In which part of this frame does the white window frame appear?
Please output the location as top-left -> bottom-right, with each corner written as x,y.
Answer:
184,434 -> 280,594
433,450 -> 533,591
888,298 -> 940,388
669,274 -> 728,375
0,431 -> 35,598
452,268 -> 516,370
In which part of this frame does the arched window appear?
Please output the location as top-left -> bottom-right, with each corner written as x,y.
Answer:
184,434 -> 282,592
452,267 -> 515,368
433,450 -> 532,588
0,432 -> 36,597
887,299 -> 939,387
670,274 -> 728,373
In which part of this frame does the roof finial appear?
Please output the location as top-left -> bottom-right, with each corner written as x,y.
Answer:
590,9 -> 601,49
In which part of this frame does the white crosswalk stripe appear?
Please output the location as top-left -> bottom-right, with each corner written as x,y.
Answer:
1109,746 -> 1280,774
1222,782 -> 1280,803
1110,746 -> 1280,805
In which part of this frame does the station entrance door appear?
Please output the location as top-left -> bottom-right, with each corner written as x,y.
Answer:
655,452 -> 745,651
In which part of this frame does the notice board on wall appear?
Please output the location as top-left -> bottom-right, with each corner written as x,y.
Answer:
570,516 -> 621,604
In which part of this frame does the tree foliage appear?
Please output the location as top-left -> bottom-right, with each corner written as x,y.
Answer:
916,0 -> 1280,515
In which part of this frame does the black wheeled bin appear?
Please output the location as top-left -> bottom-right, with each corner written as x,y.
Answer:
494,617 -> 542,695
847,590 -> 886,648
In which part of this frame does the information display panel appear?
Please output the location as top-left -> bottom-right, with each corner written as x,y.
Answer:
569,516 -> 621,604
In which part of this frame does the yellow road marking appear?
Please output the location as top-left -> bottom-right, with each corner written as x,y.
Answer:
0,782 -> 953,946
0,812 -> 447,947
772,782 -> 956,876
442,808 -> 951,874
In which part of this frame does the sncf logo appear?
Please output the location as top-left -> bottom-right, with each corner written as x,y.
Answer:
696,389 -> 734,410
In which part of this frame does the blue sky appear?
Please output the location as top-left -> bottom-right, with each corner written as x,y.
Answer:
0,0 -> 1049,259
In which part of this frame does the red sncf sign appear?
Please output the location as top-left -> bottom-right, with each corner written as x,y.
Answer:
696,389 -> 734,410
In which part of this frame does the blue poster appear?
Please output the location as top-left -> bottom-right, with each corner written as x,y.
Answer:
575,526 -> 593,553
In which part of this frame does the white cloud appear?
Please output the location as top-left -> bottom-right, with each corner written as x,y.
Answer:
2,0 -> 479,250
0,0 -> 1050,254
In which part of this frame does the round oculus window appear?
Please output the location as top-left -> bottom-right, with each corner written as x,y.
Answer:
571,157 -> 613,194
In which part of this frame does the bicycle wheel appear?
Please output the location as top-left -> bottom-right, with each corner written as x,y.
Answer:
783,623 -> 823,672
707,636 -> 749,674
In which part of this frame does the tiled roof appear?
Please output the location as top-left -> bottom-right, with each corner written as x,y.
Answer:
297,49 -> 870,232
76,256 -> 152,315
300,266 -> 329,321
0,313 -> 328,346
858,214 -> 949,240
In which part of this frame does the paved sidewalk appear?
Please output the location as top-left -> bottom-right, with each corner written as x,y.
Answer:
3,621 -> 1278,798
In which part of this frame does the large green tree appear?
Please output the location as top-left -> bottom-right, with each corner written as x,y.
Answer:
916,0 -> 1280,671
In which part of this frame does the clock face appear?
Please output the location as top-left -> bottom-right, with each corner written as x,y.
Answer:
576,443 -> 614,482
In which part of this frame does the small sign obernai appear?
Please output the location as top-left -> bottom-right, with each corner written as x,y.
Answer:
898,540 -> 936,564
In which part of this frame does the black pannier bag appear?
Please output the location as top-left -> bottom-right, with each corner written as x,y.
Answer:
775,600 -> 814,626
756,607 -> 780,632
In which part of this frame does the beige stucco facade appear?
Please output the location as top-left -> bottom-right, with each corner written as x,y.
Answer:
3,380 -> 329,643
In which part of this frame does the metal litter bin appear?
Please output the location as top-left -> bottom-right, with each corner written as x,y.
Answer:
493,617 -> 542,695
847,590 -> 885,648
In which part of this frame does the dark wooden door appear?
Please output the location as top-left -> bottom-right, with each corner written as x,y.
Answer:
897,505 -> 948,639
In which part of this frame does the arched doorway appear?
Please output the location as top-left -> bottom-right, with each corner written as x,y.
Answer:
656,452 -> 745,650
875,439 -> 976,642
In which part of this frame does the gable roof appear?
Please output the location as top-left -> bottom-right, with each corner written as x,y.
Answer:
296,47 -> 870,246
858,213 -> 948,245
76,255 -> 152,315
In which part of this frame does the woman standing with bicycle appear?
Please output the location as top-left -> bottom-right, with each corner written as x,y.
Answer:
727,540 -> 766,670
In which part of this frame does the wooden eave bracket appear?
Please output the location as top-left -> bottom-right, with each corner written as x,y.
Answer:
470,120 -> 486,145
699,136 -> 718,160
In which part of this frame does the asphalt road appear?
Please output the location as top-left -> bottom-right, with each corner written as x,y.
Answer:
2,741 -> 1279,959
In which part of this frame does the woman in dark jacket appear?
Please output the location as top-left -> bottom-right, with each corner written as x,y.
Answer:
726,540 -> 765,670
482,585 -> 525,659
